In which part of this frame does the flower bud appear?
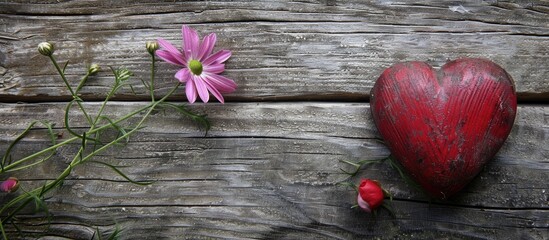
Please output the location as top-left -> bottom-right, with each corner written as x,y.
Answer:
146,41 -> 159,55
357,179 -> 384,213
116,68 -> 132,82
88,64 -> 101,75
38,42 -> 54,56
0,177 -> 19,193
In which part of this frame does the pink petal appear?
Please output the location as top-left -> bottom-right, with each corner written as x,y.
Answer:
0,182 -> 9,192
206,74 -> 237,93
186,79 -> 197,103
193,75 -> 210,103
203,50 -> 231,65
198,33 -> 217,61
204,63 -> 225,74
157,38 -> 178,54
0,177 -> 18,193
156,50 -> 183,66
182,25 -> 200,59
175,68 -> 191,83
156,38 -> 186,64
357,194 -> 372,213
203,79 -> 225,103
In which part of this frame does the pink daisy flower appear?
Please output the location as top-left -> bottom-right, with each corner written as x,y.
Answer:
156,25 -> 237,103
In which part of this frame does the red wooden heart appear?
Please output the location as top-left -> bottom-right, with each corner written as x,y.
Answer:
371,58 -> 517,199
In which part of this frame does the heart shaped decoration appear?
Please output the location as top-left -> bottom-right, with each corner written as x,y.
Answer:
371,58 -> 517,199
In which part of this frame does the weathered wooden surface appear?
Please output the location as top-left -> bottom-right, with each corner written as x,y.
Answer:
0,103 -> 548,239
1,1 -> 548,102
0,0 -> 548,239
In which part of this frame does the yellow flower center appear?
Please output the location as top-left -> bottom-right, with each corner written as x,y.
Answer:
189,60 -> 203,75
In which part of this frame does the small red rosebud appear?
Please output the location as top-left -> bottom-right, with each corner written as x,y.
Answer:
0,177 -> 19,193
357,179 -> 384,213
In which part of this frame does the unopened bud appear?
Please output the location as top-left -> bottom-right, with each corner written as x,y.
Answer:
38,42 -> 54,56
115,68 -> 133,82
146,41 -> 159,55
88,64 -> 101,75
0,177 -> 19,193
357,179 -> 384,213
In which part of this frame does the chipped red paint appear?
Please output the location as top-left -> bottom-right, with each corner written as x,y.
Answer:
371,58 -> 517,199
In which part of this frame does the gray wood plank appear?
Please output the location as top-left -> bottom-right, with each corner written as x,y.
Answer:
0,0 -> 548,239
0,102 -> 547,239
1,1 -> 548,102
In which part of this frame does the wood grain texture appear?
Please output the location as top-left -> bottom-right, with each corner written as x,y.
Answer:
0,1 -> 548,102
0,102 -> 547,239
0,0 -> 548,239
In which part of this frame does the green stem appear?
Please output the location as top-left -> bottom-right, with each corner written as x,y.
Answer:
0,83 -> 181,221
340,159 -> 361,168
89,80 -> 120,132
64,100 -> 100,142
49,55 -> 75,96
150,54 -> 156,102
76,83 -> 179,170
75,72 -> 91,94
0,219 -> 6,240
1,103 -> 152,173
49,55 -> 93,125
1,121 -> 39,170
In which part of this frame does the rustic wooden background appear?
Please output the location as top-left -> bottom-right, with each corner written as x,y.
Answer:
1,1 -> 548,239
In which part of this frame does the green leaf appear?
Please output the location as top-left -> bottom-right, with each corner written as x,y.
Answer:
30,190 -> 50,217
98,116 -> 131,144
75,74 -> 90,94
64,100 -> 101,144
128,84 -> 137,96
2,197 -> 34,225
158,102 -> 211,134
78,132 -> 87,163
107,225 -> 123,240
337,182 -> 358,193
0,219 -> 7,240
381,202 -> 396,218
62,60 -> 70,74
2,121 -> 39,168
111,67 -> 133,83
90,161 -> 154,186
94,223 -> 123,240
339,157 -> 388,177
382,188 -> 393,201
40,120 -> 57,146
140,78 -> 150,91
387,156 -> 423,192
4,151 -> 56,173
1,121 -> 60,173
11,221 -> 22,238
